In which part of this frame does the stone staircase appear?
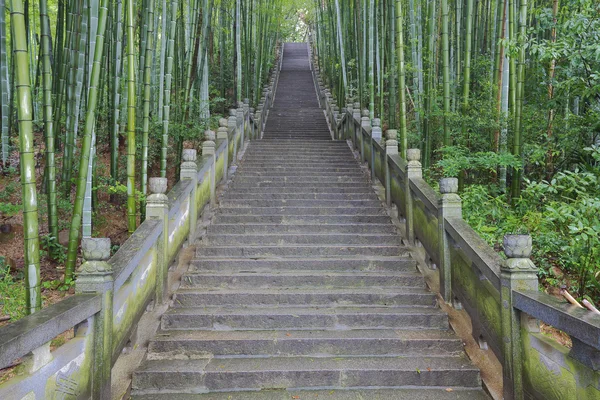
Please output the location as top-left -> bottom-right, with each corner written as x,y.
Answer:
131,43 -> 490,399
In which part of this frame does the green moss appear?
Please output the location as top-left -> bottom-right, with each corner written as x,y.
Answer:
412,199 -> 439,257
215,154 -> 225,183
522,332 -> 600,400
390,177 -> 406,217
113,248 -> 157,355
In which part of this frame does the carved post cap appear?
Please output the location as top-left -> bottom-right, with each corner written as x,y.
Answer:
244,98 -> 250,105
182,149 -> 197,162
149,177 -> 168,194
372,118 -> 381,127
250,107 -> 255,114
439,178 -> 459,194
229,109 -> 237,116
219,118 -> 228,128
204,130 -> 216,142
407,148 -> 421,162
82,238 -> 111,262
503,235 -> 533,259
361,109 -> 370,117
353,102 -> 361,109
386,130 -> 398,140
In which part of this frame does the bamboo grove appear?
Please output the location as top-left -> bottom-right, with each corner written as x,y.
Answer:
0,0 -> 295,314
311,0 -> 600,198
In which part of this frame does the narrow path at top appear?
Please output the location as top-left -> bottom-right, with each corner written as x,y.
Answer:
263,43 -> 330,140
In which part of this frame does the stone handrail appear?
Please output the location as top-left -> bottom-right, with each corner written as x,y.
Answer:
0,64 -> 280,399
0,294 -> 101,370
310,57 -> 600,399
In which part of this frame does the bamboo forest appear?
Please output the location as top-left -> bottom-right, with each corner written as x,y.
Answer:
0,0 -> 598,397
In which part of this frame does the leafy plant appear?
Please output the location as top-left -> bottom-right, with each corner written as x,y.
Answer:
41,235 -> 67,264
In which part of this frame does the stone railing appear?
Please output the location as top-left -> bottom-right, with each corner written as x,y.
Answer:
0,67 -> 279,399
311,65 -> 600,400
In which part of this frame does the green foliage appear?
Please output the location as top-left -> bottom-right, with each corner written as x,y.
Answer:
434,146 -> 522,178
0,202 -> 21,217
462,147 -> 600,299
41,278 -> 74,292
41,234 -> 67,264
0,265 -> 26,320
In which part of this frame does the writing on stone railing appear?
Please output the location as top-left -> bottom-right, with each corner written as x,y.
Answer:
0,50 -> 281,399
311,53 -> 600,400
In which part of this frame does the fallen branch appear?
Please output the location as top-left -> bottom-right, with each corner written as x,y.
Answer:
582,299 -> 600,316
560,287 -> 584,308
0,315 -> 10,322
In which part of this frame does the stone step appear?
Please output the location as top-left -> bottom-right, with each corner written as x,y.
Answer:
132,388 -> 491,400
180,271 -> 424,289
195,244 -> 406,257
172,287 -> 436,308
218,207 -> 386,216
230,182 -> 373,189
224,192 -> 379,200
207,223 -> 395,234
132,355 -> 481,393
242,155 -> 353,160
235,171 -> 365,177
147,329 -> 463,359
162,306 -> 447,331
225,187 -> 374,194
202,233 -> 401,246
219,200 -> 382,208
189,257 -> 417,272
239,162 -> 361,168
238,167 -> 362,173
231,177 -> 367,184
212,215 -> 393,224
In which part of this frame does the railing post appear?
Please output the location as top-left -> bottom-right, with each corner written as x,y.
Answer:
202,130 -> 217,206
76,238 -> 113,400
249,107 -> 255,140
237,102 -> 245,150
501,234 -> 537,400
345,102 -> 353,140
371,118 -> 381,180
405,148 -> 422,245
332,105 -> 340,139
438,178 -> 462,303
146,177 -> 169,304
228,109 -> 238,162
243,98 -> 250,140
360,110 -> 371,163
352,103 -> 360,148
217,118 -> 229,181
256,102 -> 264,135
180,149 -> 198,239
385,130 -> 398,207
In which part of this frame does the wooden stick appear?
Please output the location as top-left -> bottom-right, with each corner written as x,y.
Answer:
560,288 -> 584,308
0,315 -> 10,322
582,299 -> 600,316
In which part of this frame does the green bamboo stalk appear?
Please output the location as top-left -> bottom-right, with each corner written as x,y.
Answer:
65,0 -> 110,279
126,0 -> 136,232
461,0 -> 474,138
236,0 -> 241,104
511,0 -> 527,200
11,0 -> 42,313
396,0 -> 407,157
368,0 -> 374,118
441,0 -> 450,146
160,0 -> 178,178
0,0 -> 9,168
40,0 -> 57,239
110,0 -> 123,183
141,0 -> 155,221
